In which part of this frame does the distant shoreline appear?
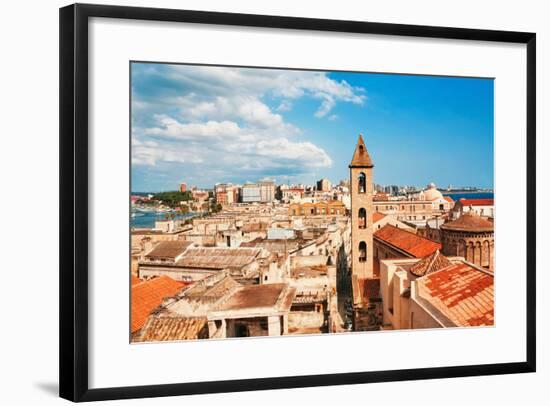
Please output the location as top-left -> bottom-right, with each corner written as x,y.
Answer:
442,190 -> 493,194
442,191 -> 494,201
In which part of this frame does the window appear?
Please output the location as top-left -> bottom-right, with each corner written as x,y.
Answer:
439,204 -> 444,210
359,241 -> 367,262
358,208 -> 367,229
358,172 -> 366,193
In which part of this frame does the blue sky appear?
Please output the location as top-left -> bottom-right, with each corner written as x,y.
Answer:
131,63 -> 493,192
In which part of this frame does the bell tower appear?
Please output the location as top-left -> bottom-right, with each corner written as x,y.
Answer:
349,134 -> 374,280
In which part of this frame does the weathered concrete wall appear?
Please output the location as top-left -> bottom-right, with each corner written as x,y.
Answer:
291,255 -> 328,268
288,311 -> 324,330
409,299 -> 442,329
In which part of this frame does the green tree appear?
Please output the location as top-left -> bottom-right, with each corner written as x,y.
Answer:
152,191 -> 193,208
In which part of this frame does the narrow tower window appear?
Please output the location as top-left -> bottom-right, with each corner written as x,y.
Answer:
359,241 -> 367,262
358,208 -> 367,229
358,172 -> 366,193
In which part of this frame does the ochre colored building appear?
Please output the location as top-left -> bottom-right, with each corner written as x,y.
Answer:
288,200 -> 346,216
349,134 -> 374,280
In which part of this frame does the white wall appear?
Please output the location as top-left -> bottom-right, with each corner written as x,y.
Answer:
0,0 -> 547,405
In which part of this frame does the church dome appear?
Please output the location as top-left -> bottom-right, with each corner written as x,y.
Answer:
423,182 -> 443,201
441,212 -> 494,233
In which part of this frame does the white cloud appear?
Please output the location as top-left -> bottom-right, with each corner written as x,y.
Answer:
132,64 -> 366,184
147,65 -> 366,118
144,115 -> 241,140
133,114 -> 332,172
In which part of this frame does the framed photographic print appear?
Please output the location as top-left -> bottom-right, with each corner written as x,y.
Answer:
59,3 -> 536,402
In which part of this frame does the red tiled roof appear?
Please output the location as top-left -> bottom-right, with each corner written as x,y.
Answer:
417,263 -> 494,327
372,212 -> 386,223
131,275 -> 141,286
444,196 -> 454,203
374,224 -> 441,258
131,276 -> 187,333
459,198 -> 494,206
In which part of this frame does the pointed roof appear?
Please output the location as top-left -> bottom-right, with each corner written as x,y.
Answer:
409,250 -> 453,277
349,134 -> 374,168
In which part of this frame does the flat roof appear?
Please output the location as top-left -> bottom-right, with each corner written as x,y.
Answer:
209,283 -> 296,319
176,247 -> 262,270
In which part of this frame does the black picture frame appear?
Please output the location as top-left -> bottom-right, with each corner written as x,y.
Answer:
59,3 -> 536,402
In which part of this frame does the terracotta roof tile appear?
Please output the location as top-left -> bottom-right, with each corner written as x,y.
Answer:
459,198 -> 494,206
131,275 -> 141,286
372,212 -> 387,223
417,263 -> 494,327
145,240 -> 193,260
138,316 -> 208,341
131,276 -> 187,333
374,224 -> 441,258
409,250 -> 453,277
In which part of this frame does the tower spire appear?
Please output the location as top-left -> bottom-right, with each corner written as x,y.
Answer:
349,134 -> 374,168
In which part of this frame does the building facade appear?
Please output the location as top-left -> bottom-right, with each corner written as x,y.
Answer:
241,183 -> 262,203
372,184 -> 453,225
317,178 -> 331,192
450,198 -> 494,219
288,200 -> 346,216
258,179 -> 276,202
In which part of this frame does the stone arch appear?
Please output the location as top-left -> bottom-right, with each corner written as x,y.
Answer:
358,172 -> 366,193
358,207 -> 367,229
458,239 -> 466,258
482,240 -> 490,268
359,241 -> 367,262
466,242 -> 474,263
474,241 -> 482,266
